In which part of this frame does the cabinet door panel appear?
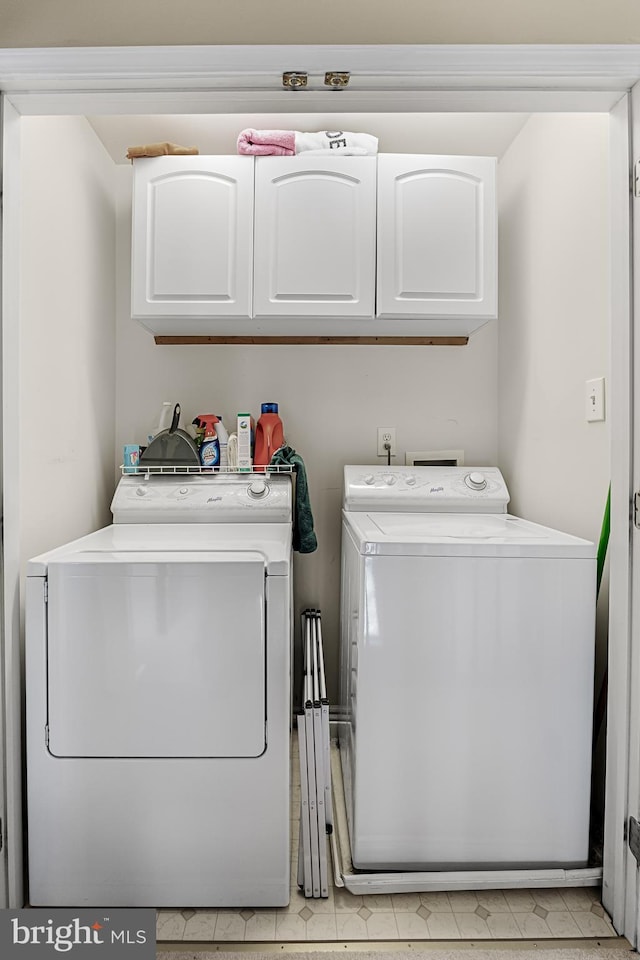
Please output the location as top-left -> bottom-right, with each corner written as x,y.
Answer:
377,155 -> 497,319
132,157 -> 254,319
254,157 -> 376,318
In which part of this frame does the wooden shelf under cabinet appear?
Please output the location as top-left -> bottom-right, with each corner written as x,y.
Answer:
153,335 -> 469,346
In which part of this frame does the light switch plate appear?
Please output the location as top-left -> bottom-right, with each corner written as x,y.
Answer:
586,377 -> 605,422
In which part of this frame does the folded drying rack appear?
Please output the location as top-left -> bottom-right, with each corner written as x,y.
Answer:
297,609 -> 332,898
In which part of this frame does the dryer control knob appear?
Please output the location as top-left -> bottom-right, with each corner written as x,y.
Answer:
465,471 -> 488,491
248,479 -> 269,499
135,487 -> 147,497
179,487 -> 189,495
364,475 -> 375,485
383,475 -> 397,486
405,476 -> 417,486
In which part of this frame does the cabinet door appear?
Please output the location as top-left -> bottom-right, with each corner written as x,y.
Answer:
131,156 -> 254,319
377,155 -> 497,319
253,157 -> 376,318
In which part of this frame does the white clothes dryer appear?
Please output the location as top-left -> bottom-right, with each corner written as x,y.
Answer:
26,473 -> 292,907
339,465 -> 596,871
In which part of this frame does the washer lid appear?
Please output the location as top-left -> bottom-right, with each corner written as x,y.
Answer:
345,511 -> 596,558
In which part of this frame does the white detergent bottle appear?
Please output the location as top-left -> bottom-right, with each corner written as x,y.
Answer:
149,400 -> 175,443
216,415 -> 229,469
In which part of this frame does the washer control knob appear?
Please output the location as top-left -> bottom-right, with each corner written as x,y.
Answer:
383,475 -> 397,486
135,487 -> 147,497
405,475 -> 416,486
465,471 -> 488,491
179,487 -> 189,495
248,479 -> 269,499
364,475 -> 375,485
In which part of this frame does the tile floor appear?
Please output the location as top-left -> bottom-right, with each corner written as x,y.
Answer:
156,884 -> 616,943
157,737 -> 616,943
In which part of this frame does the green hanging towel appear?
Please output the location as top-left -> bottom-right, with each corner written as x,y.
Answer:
270,445 -> 318,554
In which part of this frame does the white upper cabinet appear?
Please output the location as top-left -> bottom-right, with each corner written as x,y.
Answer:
131,154 -> 498,339
253,157 -> 376,318
131,156 -> 254,325
377,155 -> 497,322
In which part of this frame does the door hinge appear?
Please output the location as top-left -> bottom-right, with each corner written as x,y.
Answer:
634,492 -> 640,529
44,581 -> 48,603
0,817 -> 4,853
634,160 -> 640,197
282,71 -> 307,90
45,725 -> 49,748
629,816 -> 640,862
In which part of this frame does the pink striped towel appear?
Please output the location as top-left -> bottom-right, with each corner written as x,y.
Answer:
237,129 -> 296,156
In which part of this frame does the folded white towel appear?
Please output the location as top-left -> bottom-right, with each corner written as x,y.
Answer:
300,147 -> 371,157
295,131 -> 378,155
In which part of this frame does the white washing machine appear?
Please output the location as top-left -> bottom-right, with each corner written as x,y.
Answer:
26,473 -> 292,907
339,465 -> 596,871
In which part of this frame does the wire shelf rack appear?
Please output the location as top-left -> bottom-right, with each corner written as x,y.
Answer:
120,464 -> 294,477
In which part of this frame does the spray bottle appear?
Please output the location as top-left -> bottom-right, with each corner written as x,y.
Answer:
192,414 -> 220,469
216,416 -> 229,470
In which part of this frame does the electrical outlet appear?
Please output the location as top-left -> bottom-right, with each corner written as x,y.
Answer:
377,427 -> 396,457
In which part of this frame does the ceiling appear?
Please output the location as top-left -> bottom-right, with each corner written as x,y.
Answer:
88,112 -> 530,165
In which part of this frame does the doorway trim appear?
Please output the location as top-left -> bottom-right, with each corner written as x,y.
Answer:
0,42 -> 636,937
0,43 -> 639,95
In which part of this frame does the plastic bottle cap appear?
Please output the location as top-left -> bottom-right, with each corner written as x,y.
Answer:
261,403 -> 278,414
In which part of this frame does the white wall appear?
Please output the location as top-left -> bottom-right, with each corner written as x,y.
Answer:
20,116 -> 117,570
115,166 -> 499,699
90,113 -> 529,166
1,0 -> 639,46
497,113 -> 610,816
498,114 -> 610,540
